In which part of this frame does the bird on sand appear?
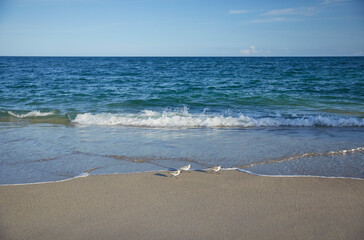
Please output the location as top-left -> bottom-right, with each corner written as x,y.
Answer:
179,164 -> 191,172
170,169 -> 181,178
210,166 -> 221,174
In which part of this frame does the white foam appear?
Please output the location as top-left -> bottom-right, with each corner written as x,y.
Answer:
236,168 -> 364,181
77,172 -> 89,178
238,146 -> 364,169
72,109 -> 364,128
8,111 -> 55,118
0,172 -> 90,186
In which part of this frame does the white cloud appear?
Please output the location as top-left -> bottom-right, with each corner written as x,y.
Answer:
263,7 -> 318,16
240,6 -> 318,24
229,10 -> 248,14
234,0 -> 347,26
240,46 -> 258,55
247,17 -> 288,24
250,46 -> 257,53
321,0 -> 350,5
240,46 -> 273,55
240,49 -> 251,55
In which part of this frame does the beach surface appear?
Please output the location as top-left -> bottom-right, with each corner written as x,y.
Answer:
0,170 -> 363,240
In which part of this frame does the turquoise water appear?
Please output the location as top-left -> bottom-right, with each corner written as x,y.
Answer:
0,57 -> 363,184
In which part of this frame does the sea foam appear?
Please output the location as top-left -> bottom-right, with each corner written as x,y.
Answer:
72,109 -> 364,128
8,111 -> 55,118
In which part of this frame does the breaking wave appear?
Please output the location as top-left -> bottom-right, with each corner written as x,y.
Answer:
72,109 -> 364,128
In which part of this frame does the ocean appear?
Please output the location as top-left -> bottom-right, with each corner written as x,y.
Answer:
0,57 -> 363,184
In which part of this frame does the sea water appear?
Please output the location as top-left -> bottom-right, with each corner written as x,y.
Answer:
0,57 -> 363,184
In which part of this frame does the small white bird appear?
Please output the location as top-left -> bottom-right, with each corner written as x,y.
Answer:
210,166 -> 221,174
179,164 -> 191,172
170,170 -> 181,178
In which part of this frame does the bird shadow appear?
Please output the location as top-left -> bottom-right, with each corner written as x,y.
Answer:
153,173 -> 168,178
193,169 -> 208,173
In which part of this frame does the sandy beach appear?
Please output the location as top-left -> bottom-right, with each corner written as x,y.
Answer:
0,170 -> 363,240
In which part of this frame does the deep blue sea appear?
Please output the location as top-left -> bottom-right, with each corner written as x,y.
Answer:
1,57 -> 363,184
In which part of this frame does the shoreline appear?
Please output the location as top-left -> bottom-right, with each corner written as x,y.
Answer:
1,170 -> 363,240
1,168 -> 363,186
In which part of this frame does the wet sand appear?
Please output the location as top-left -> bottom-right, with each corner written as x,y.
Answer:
0,170 -> 363,240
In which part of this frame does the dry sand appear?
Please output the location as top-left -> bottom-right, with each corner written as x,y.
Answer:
0,170 -> 363,240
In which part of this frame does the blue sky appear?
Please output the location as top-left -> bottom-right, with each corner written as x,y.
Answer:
0,0 -> 363,56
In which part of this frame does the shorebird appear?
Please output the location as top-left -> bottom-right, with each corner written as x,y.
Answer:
170,169 -> 181,178
210,166 -> 221,174
179,164 -> 191,172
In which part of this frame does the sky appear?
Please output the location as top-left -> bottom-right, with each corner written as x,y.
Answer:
0,0 -> 363,56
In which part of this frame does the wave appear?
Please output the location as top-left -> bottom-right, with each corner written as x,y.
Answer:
8,111 -> 56,118
72,109 -> 364,128
237,146 -> 364,169
3,109 -> 364,127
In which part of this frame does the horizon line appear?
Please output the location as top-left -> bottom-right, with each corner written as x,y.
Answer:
1,55 -> 363,58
